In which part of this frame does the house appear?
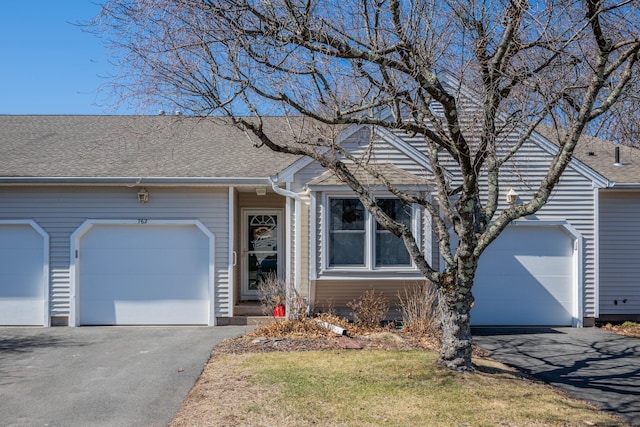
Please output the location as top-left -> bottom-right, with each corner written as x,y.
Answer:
0,114 -> 638,327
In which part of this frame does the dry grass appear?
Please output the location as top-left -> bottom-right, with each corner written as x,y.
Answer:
170,350 -> 627,427
398,281 -> 440,336
169,318 -> 630,426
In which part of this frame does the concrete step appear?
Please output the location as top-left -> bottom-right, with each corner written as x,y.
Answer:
234,303 -> 264,316
218,316 -> 277,326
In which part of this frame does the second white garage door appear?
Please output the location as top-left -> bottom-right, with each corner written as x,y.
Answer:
0,222 -> 48,326
75,221 -> 213,325
471,224 -> 579,326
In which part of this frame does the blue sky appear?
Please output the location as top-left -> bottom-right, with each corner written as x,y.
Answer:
0,1 -> 131,115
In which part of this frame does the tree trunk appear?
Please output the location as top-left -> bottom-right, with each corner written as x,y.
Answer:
437,274 -> 475,371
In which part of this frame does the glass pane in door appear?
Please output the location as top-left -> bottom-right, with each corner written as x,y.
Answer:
247,215 -> 278,292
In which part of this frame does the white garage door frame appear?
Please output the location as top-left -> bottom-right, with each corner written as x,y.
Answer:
0,220 -> 50,326
478,220 -> 584,327
69,219 -> 216,327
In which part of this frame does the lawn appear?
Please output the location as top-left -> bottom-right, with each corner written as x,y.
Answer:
170,349 -> 627,426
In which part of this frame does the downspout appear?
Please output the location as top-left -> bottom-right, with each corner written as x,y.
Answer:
269,176 -> 309,316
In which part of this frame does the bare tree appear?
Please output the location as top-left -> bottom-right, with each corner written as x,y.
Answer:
93,0 -> 640,371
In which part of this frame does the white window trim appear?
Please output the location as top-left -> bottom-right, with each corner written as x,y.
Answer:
321,193 -> 421,274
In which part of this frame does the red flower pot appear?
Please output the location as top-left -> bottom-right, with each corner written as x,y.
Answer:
273,305 -> 285,317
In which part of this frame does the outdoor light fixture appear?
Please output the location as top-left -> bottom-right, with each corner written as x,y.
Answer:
137,188 -> 149,203
256,187 -> 267,196
506,188 -> 518,205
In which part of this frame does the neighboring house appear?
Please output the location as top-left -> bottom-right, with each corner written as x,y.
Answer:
0,114 -> 638,327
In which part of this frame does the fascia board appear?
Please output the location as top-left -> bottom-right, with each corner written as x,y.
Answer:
606,182 -> 640,189
0,176 -> 273,186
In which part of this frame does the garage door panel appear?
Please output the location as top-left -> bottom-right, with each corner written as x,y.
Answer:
0,224 -> 46,326
81,249 -> 208,281
83,226 -> 208,249
0,299 -> 45,325
81,273 -> 209,300
78,223 -> 212,325
81,299 -> 209,325
472,225 -> 575,326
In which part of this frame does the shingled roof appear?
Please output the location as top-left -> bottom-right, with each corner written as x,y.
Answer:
0,115 -> 314,182
535,125 -> 640,185
2,115 -> 638,187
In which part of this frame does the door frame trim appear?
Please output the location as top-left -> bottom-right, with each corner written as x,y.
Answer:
240,209 -> 284,300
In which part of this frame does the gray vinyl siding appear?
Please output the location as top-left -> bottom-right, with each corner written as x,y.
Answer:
599,190 -> 640,315
0,186 -> 232,318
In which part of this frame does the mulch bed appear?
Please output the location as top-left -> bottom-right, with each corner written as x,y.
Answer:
213,318 -> 489,357
214,317 -> 640,358
600,323 -> 640,338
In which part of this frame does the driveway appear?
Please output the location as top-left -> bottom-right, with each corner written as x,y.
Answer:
0,326 -> 250,427
473,327 -> 640,426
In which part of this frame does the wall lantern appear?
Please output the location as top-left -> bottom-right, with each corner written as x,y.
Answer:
137,188 -> 149,203
256,187 -> 267,196
506,188 -> 518,205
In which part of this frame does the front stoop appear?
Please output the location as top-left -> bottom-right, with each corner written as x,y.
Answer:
215,302 -> 278,326
218,316 -> 276,326
233,302 -> 264,316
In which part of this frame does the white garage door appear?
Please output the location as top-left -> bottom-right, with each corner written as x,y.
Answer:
77,222 -> 212,325
0,223 -> 47,326
472,225 -> 576,326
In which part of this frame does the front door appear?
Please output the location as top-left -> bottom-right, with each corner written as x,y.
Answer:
241,210 -> 282,300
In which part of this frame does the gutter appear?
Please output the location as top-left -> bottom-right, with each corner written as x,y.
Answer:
606,182 -> 640,189
269,175 -> 309,315
0,176 -> 274,186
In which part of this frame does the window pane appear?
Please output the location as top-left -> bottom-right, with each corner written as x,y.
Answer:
330,199 -> 365,230
376,232 -> 411,266
329,198 -> 365,266
376,199 -> 411,229
330,232 -> 365,266
375,199 -> 412,267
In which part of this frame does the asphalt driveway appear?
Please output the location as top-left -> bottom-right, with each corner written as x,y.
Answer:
0,326 -> 250,427
473,327 -> 640,426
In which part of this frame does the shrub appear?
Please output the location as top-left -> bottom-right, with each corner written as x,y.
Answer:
398,281 -> 440,336
287,281 -> 309,320
347,289 -> 389,329
621,321 -> 638,328
257,274 -> 308,319
257,274 -> 286,317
